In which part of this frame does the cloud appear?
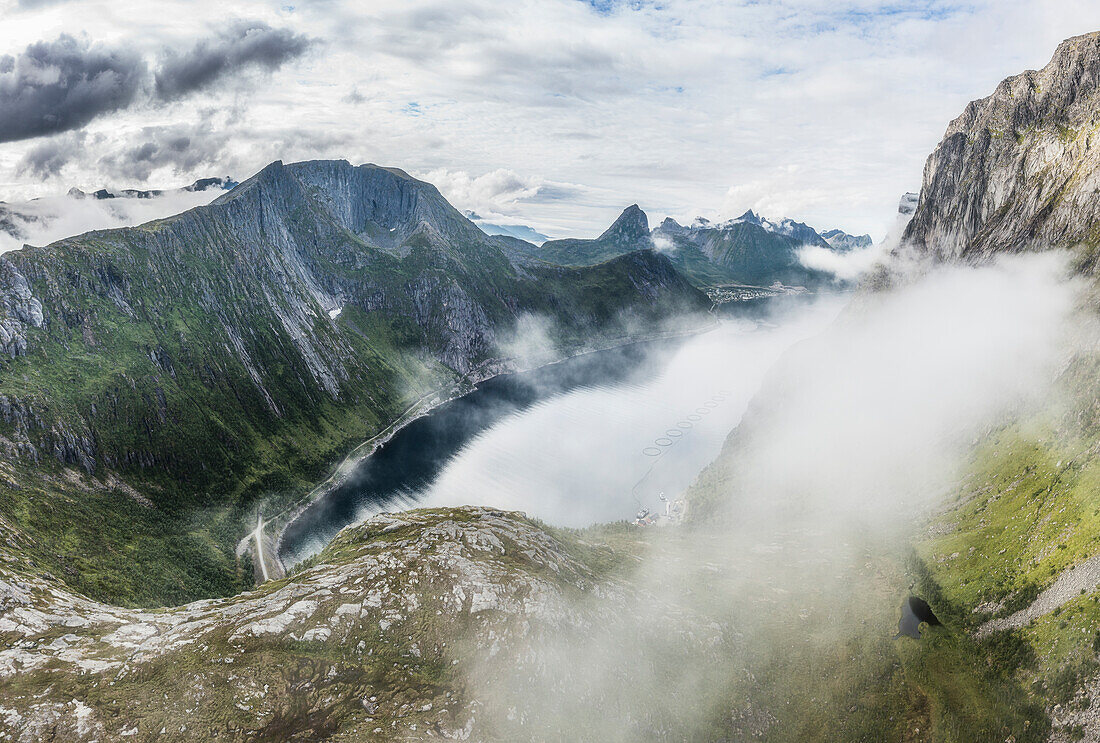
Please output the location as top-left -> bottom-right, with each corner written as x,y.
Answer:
448,251 -> 1087,738
16,131 -> 84,179
0,35 -> 147,143
5,1 -> 1100,238
423,167 -> 583,217
154,22 -> 313,101
797,242 -> 886,281
0,180 -> 227,254
15,0 -> 72,8
96,123 -> 229,182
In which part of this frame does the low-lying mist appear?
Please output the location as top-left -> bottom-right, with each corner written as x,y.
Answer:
415,298 -> 845,526
722,251 -> 1082,526
458,251 -> 1089,739
0,188 -> 223,253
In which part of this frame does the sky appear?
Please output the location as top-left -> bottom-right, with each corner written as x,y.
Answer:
1,0 -> 1099,241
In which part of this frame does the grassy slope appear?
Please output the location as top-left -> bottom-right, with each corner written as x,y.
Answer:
532,235 -> 763,288
911,366 -> 1100,738
0,180 -> 707,608
674,329 -> 1100,743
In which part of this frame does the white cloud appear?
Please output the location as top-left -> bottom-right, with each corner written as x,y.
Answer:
0,0 -> 1099,238
0,185 -> 225,253
422,168 -> 543,214
798,243 -> 886,281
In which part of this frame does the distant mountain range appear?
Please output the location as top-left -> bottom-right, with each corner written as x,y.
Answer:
526,204 -> 871,287
0,176 -> 238,253
65,176 -> 239,202
820,228 -> 873,251
464,212 -> 550,244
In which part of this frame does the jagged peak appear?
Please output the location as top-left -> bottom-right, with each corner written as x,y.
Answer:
207,158 -> 483,250
598,204 -> 649,242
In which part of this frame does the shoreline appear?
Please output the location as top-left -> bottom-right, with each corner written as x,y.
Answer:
256,316 -> 720,577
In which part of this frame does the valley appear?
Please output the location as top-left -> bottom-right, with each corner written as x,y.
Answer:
5,19 -> 1100,743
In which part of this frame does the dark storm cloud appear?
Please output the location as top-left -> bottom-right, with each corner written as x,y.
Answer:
154,22 -> 313,101
0,35 -> 147,143
97,124 -> 229,182
17,132 -> 85,179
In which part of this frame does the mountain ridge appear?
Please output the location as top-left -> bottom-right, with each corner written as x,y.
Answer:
0,158 -> 709,606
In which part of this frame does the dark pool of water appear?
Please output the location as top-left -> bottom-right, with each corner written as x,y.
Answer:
277,338 -> 678,564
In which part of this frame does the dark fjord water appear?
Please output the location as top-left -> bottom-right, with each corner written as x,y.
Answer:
279,297 -> 845,566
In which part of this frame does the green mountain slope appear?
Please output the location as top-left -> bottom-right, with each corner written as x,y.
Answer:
0,159 -> 709,606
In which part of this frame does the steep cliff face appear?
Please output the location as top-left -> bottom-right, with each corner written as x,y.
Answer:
903,32 -> 1100,262
0,159 -> 709,606
0,260 -> 42,358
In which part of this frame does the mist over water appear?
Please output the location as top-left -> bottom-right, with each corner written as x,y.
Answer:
453,253 -> 1091,741
279,296 -> 846,566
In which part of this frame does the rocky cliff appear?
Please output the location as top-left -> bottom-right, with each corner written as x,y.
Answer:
903,32 -> 1100,263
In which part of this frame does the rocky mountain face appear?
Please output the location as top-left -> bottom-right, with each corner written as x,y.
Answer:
903,31 -> 1100,263
531,204 -> 861,288
527,204 -> 652,267
0,159 -> 709,606
820,228 -> 873,251
727,209 -> 829,246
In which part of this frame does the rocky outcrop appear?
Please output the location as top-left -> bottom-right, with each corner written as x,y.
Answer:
0,260 -> 42,358
598,203 -> 650,244
0,507 -> 726,742
903,32 -> 1100,262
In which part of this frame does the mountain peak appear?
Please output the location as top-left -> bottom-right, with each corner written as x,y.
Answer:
819,228 -> 873,251
599,204 -> 650,243
207,159 -> 483,252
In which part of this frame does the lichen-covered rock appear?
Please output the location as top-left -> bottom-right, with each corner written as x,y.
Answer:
0,259 -> 42,358
0,507 -> 725,742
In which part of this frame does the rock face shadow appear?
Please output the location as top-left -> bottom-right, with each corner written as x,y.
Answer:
895,596 -> 942,639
